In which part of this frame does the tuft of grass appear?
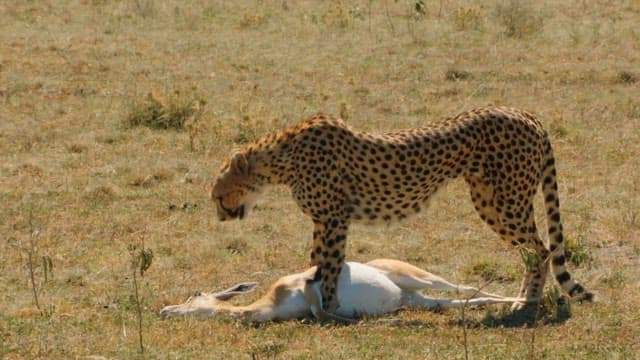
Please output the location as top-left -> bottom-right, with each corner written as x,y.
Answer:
224,238 -> 249,255
339,101 -> 349,121
233,115 -> 260,144
564,235 -> 594,268
622,207 -> 639,229
600,270 -> 626,289
542,285 -> 563,313
126,91 -> 204,131
320,0 -> 357,29
445,68 -> 472,82
82,185 -> 117,204
67,143 -> 88,154
128,169 -> 173,188
451,6 -> 484,32
131,0 -> 156,18
493,0 -> 544,38
186,99 -> 206,152
17,163 -> 44,177
249,340 -> 287,359
614,71 -> 637,84
239,8 -> 270,29
547,111 -> 569,139
463,260 -> 517,283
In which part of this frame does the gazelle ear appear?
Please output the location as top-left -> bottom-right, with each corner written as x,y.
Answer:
214,282 -> 258,301
230,152 -> 251,176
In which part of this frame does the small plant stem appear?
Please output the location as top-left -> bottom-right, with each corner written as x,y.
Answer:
462,299 -> 469,360
132,263 -> 144,356
28,243 -> 41,313
27,212 -> 42,314
384,0 -> 395,37
367,0 -> 372,37
459,277 -> 494,360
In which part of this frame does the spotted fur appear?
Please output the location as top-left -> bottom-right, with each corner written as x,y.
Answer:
211,106 -> 593,311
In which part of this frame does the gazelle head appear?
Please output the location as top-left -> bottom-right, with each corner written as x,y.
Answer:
160,282 -> 258,318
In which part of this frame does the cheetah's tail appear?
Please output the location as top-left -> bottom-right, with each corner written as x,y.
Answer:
541,140 -> 594,302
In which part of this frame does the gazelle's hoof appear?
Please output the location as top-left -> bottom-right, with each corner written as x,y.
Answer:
510,301 -> 527,312
510,297 -> 540,312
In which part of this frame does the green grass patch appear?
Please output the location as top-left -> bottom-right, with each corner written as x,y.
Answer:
564,235 -> 594,268
451,5 -> 484,32
126,91 -> 204,130
493,0 -> 544,38
463,260 -> 518,283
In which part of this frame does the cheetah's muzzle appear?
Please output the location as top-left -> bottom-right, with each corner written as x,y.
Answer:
217,198 -> 245,221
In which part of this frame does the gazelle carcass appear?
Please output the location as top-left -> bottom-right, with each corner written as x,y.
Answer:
160,259 -> 528,323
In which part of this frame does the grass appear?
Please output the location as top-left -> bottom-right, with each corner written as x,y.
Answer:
451,5 -> 484,32
1,0 -> 639,358
493,0 -> 545,38
126,91 -> 204,130
463,260 -> 518,283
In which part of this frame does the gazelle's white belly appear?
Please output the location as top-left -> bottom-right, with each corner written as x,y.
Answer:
333,262 -> 403,317
267,262 -> 402,321
279,262 -> 399,319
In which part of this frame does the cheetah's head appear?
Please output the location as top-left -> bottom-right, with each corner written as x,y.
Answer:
211,151 -> 263,221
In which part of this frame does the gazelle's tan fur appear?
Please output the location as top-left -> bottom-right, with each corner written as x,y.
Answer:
161,259 -> 528,323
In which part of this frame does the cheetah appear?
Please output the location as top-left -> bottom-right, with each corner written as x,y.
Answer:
211,106 -> 593,312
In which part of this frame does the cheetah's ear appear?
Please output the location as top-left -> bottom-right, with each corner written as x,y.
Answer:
230,152 -> 251,176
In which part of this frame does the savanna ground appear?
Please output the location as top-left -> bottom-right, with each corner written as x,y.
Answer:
1,0 -> 639,358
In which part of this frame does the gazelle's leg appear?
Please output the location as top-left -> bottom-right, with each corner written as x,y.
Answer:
366,259 -> 507,299
404,293 -> 527,310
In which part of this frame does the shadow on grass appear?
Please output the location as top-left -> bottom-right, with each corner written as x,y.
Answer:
233,304 -> 575,329
476,303 -> 573,328
364,319 -> 438,329
281,314 -> 439,329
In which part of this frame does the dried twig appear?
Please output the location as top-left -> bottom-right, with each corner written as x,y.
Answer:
384,0 -> 396,37
27,211 -> 42,314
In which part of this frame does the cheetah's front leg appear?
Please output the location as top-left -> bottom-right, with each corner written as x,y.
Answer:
310,219 -> 348,313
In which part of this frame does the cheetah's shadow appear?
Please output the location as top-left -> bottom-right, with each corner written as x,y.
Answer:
475,303 -> 573,328
322,303 -> 573,329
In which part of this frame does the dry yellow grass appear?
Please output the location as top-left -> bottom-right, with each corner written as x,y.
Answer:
1,1 -> 639,358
